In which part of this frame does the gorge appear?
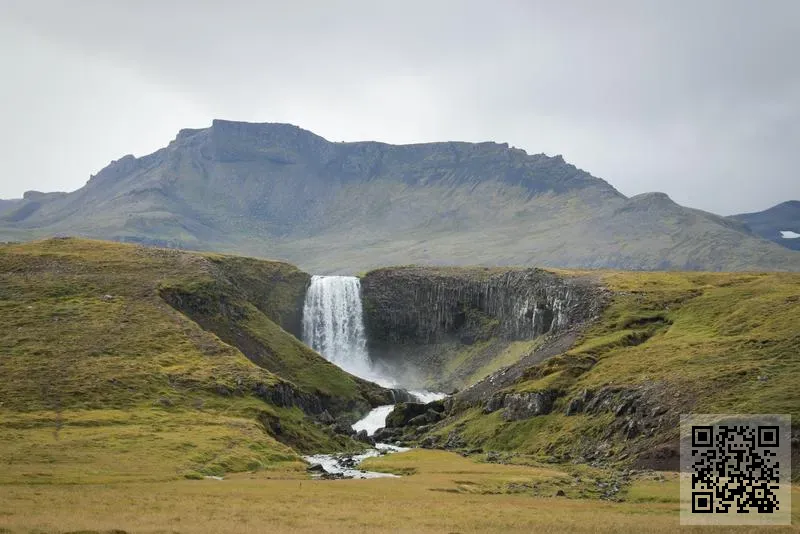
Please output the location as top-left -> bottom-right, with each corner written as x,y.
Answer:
300,274 -> 447,440
297,269 -> 606,448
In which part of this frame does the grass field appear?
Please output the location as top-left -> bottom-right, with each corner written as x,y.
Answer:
0,449 -> 797,533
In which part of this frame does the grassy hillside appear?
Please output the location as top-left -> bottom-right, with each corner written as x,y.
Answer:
406,270 -> 800,477
0,238 -> 384,482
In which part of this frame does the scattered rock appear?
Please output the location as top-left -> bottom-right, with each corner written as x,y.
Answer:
101,294 -> 115,302
420,436 -> 438,448
501,390 -> 557,421
317,410 -> 335,424
339,456 -> 358,469
321,472 -> 348,480
306,464 -> 326,473
444,430 -> 466,449
373,427 -> 402,442
485,451 -> 504,463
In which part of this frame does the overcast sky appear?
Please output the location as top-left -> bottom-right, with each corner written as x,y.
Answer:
1,0 -> 798,215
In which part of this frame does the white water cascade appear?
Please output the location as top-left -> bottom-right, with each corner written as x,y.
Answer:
303,275 -> 446,439
302,275 -> 373,379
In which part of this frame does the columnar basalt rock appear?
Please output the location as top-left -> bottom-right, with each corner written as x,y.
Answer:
359,266 -> 606,388
361,267 -> 603,345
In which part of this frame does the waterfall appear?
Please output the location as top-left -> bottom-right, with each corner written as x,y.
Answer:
302,275 -> 372,378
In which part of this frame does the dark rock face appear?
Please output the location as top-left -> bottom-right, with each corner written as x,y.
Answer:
361,267 -> 607,388
482,390 -> 558,421
362,267 -> 603,346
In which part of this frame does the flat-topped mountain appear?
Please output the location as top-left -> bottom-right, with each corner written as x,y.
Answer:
2,119 -> 798,272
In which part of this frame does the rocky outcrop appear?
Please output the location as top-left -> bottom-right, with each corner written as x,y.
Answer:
483,390 -> 559,421
385,402 -> 430,428
374,399 -> 449,445
252,381 -> 324,414
561,383 -> 683,468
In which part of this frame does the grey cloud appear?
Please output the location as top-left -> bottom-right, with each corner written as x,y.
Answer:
1,0 -> 798,214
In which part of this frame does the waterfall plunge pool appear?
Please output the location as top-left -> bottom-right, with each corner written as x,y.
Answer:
300,275 -> 447,479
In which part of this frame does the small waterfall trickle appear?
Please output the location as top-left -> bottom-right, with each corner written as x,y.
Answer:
302,275 -> 372,378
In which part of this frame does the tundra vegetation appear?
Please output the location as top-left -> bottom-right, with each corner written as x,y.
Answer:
0,238 -> 798,533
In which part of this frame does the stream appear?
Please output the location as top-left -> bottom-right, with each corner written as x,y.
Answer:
303,395 -> 442,479
301,276 -> 446,479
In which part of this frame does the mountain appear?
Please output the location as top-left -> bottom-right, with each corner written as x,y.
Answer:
730,200 -> 800,251
0,198 -> 21,215
1,119 -> 798,272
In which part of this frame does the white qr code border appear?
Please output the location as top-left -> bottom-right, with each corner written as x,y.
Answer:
680,414 -> 792,526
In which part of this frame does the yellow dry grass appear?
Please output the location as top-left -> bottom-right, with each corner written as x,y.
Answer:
1,449 -> 797,533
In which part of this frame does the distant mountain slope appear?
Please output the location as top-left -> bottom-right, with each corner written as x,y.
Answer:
730,201 -> 800,251
0,198 -> 21,216
1,119 -> 798,272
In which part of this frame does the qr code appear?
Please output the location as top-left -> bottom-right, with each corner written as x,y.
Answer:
680,414 -> 791,526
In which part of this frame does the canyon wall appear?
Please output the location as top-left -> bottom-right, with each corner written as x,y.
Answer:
360,267 -> 608,389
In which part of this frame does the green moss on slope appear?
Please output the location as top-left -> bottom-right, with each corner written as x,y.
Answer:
0,238 -> 379,481
422,270 -> 800,476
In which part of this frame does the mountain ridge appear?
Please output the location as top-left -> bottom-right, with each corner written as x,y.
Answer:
730,200 -> 800,251
1,119 -> 798,272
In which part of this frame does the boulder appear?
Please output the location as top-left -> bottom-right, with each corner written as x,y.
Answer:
317,410 -> 335,424
372,427 -> 401,442
443,430 -> 466,449
483,393 -> 506,414
385,402 -> 428,428
407,409 -> 444,427
306,463 -> 326,473
355,429 -> 374,444
501,391 -> 557,421
332,422 -> 357,436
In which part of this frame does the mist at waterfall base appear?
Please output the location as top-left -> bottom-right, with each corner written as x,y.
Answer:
303,275 -> 424,391
302,275 -> 444,435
